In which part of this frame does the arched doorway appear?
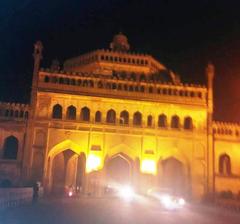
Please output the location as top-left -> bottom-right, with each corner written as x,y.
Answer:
52,151 -> 65,194
106,154 -> 132,186
51,149 -> 86,194
161,157 -> 186,196
75,153 -> 86,192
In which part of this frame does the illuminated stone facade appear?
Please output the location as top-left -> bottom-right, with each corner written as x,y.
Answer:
0,33 -> 239,199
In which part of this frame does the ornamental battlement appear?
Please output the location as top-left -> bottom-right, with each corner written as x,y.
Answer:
213,121 -> 240,138
38,69 -> 206,105
0,101 -> 29,120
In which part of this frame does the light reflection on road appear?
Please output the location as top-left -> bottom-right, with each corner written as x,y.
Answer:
1,197 -> 240,224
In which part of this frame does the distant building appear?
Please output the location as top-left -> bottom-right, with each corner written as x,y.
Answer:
0,33 -> 239,199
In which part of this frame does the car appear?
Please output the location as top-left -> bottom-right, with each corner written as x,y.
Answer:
104,184 -> 136,201
147,188 -> 186,210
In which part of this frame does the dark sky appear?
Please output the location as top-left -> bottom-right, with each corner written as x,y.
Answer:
1,0 -> 240,122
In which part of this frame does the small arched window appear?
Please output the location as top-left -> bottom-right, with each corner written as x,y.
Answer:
139,74 -> 146,82
158,114 -> 167,128
147,115 -> 153,127
59,77 -> 64,84
77,79 -> 82,86
14,110 -> 19,118
3,136 -> 18,160
88,80 -> 94,87
64,78 -> 70,85
171,115 -> 180,129
149,86 -> 153,93
133,112 -> 142,126
83,80 -> 88,87
80,107 -> 90,121
70,79 -> 76,85
106,109 -> 116,124
98,81 -> 103,88
10,110 -> 14,117
184,117 -> 193,130
219,154 -> 231,176
66,105 -> 76,120
95,111 -> 101,123
19,111 -> 24,118
52,104 -> 62,119
44,76 -> 49,83
117,84 -> 122,90
5,109 -> 9,117
24,111 -> 28,119
120,110 -> 129,125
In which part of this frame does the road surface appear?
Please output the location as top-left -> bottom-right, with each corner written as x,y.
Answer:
1,197 -> 240,224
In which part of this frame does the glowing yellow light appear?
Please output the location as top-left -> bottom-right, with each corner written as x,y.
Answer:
86,154 -> 101,173
141,159 -> 156,174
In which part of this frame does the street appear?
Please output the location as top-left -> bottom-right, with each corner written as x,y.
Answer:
1,197 -> 240,224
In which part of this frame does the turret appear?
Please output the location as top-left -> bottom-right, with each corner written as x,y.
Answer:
206,62 -> 215,114
205,62 -> 215,195
33,41 -> 43,76
30,41 -> 43,117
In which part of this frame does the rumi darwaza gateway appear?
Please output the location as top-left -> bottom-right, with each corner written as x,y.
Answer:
0,33 -> 240,200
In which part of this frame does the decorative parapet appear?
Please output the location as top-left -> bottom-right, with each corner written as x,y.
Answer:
0,102 -> 29,120
213,121 -> 240,139
38,70 -> 207,106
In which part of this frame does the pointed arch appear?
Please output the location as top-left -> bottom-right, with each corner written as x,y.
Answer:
3,136 -> 18,160
80,107 -> 90,121
106,109 -> 116,124
66,105 -> 76,120
147,115 -> 153,127
133,111 -> 142,126
171,115 -> 180,129
95,111 -> 102,123
120,110 -> 129,125
158,114 -> 167,127
48,140 -> 83,158
52,104 -> 62,119
219,154 -> 231,176
184,116 -> 193,130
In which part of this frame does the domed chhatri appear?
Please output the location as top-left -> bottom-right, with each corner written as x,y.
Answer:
110,32 -> 130,52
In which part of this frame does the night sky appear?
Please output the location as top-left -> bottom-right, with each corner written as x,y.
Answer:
1,0 -> 240,122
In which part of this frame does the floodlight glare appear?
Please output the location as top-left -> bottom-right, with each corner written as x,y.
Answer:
118,185 -> 135,201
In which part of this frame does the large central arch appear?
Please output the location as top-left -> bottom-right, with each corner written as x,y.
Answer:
161,157 -> 187,196
105,153 -> 132,186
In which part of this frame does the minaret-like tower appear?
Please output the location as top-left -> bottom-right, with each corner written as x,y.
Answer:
206,62 -> 215,195
22,41 -> 43,183
31,41 -> 43,117
206,63 -> 215,115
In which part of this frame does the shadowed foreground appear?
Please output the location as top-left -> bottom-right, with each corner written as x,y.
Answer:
1,197 -> 240,224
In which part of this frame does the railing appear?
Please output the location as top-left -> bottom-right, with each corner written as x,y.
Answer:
0,187 -> 43,210
39,79 -> 206,106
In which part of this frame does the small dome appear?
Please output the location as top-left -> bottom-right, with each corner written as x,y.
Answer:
110,32 -> 130,52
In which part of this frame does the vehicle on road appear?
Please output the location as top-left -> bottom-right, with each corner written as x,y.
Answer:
104,184 -> 135,201
147,188 -> 186,210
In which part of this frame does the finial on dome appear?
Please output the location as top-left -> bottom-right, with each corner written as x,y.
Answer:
110,32 -> 130,52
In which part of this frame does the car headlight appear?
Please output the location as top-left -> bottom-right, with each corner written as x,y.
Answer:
160,195 -> 173,208
118,185 -> 135,201
178,198 -> 185,206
